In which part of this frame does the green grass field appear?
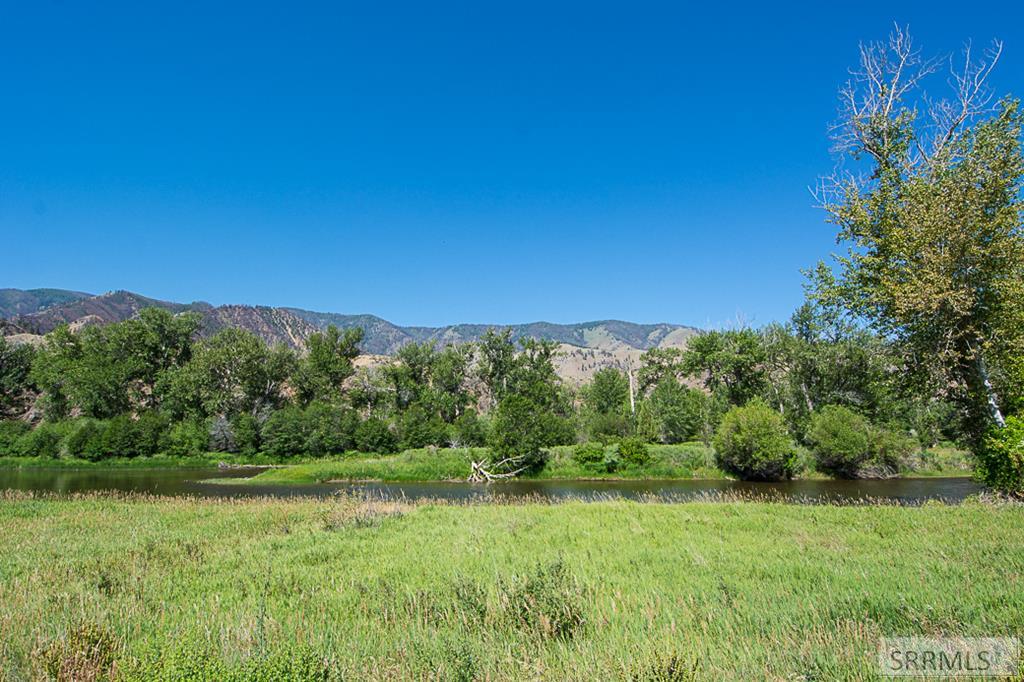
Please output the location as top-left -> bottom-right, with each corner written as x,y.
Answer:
1,492 -> 1020,680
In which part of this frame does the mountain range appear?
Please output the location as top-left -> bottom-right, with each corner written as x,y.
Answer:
1,288 -> 699,384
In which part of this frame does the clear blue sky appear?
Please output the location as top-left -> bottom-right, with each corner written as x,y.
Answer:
3,2 -> 1022,328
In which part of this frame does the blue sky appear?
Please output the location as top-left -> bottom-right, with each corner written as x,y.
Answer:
2,2 -> 1022,328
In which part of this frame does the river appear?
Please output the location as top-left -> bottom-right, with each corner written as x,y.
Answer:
0,467 -> 982,504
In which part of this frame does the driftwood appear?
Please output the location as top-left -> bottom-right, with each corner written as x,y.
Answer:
468,458 -> 529,483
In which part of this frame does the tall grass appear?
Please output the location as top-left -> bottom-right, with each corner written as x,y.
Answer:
0,492 -> 1020,679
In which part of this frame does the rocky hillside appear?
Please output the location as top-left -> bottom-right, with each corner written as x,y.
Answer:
2,288 -> 698,383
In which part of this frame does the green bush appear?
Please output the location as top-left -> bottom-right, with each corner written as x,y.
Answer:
617,437 -> 651,466
0,420 -> 31,455
452,410 -> 488,447
261,407 -> 309,458
65,420 -> 105,460
588,411 -> 632,444
100,415 -> 139,458
399,403 -> 448,450
869,426 -> 918,473
163,419 -> 209,457
15,422 -> 65,458
134,411 -> 170,457
355,417 -> 399,454
232,414 -> 261,455
807,405 -> 872,478
305,403 -> 358,455
573,442 -> 606,466
713,399 -> 797,481
976,416 -> 1024,496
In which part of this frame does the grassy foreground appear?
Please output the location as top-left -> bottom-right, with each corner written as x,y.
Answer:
1,493 -> 1021,680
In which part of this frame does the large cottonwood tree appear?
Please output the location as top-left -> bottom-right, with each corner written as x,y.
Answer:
814,26 -> 1024,441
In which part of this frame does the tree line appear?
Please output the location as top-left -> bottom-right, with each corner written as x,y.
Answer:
0,296 -> 1002,486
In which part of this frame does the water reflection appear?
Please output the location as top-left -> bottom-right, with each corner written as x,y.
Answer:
0,467 -> 982,505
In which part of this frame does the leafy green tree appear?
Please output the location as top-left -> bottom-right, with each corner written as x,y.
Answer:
398,402 -> 448,449
429,345 -> 475,423
381,342 -> 436,412
648,377 -> 703,443
814,29 -> 1024,449
637,348 -> 685,395
488,395 -> 554,474
162,419 -> 209,457
681,329 -> 768,406
0,420 -> 31,455
65,419 -> 105,460
476,329 -> 518,406
29,310 -> 199,420
165,328 -> 296,419
31,325 -> 128,419
261,407 -> 309,458
452,409 -> 488,447
304,402 -> 358,455
293,325 -> 363,405
231,413 -> 262,455
355,417 -> 399,454
976,416 -> 1024,496
584,368 -> 630,416
0,336 -> 36,418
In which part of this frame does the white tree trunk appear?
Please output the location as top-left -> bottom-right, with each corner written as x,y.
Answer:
976,354 -> 1006,428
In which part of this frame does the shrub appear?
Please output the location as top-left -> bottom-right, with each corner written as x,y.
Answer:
713,399 -> 797,481
163,419 -> 209,457
232,413 -> 262,455
261,407 -> 309,458
601,448 -> 623,473
65,420 -> 106,460
135,411 -> 170,457
869,426 -> 918,474
617,437 -> 652,466
976,416 -> 1024,496
399,404 -> 448,450
807,405 -> 872,478
588,411 -> 632,444
0,420 -> 31,455
305,403 -> 358,455
573,442 -> 606,466
100,415 -> 139,458
15,423 -> 65,458
355,417 -> 399,454
452,410 -> 488,447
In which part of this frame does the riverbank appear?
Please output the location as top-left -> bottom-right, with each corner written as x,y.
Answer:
226,443 -> 975,485
0,443 -> 974,483
0,492 -> 1019,680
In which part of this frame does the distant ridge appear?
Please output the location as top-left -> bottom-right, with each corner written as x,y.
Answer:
1,288 -> 699,383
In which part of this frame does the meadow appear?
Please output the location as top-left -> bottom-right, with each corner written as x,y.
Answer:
1,492 -> 1021,680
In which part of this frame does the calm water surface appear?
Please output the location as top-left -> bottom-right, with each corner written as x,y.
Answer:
0,467 -> 982,504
